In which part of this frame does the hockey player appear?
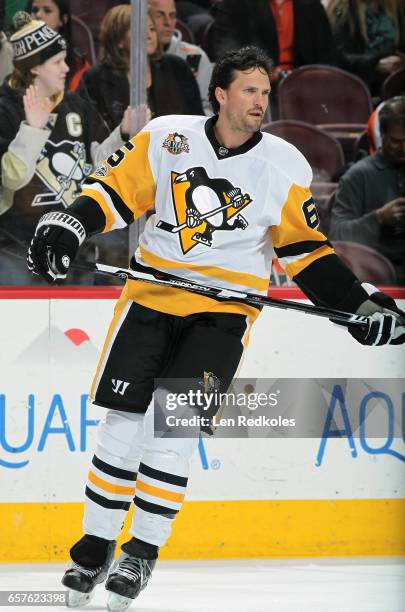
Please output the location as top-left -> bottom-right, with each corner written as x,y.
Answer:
0,11 -> 131,284
27,46 -> 405,610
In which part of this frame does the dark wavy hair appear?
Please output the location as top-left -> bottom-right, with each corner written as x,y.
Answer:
26,0 -> 72,42
208,46 -> 272,114
99,4 -> 131,72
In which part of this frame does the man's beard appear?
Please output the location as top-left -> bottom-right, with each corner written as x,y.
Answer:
229,112 -> 262,134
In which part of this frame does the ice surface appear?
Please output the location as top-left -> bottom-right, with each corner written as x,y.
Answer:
0,558 -> 404,612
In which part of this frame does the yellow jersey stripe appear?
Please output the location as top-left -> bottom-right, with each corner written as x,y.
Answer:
123,280 -> 261,320
271,183 -> 326,249
140,245 -> 269,292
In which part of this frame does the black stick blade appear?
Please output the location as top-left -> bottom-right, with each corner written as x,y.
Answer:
156,220 -> 177,232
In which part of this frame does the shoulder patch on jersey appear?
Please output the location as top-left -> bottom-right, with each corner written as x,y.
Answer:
93,163 -> 109,178
163,133 -> 190,155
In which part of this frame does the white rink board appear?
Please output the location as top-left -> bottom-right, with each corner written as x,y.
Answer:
0,297 -> 404,504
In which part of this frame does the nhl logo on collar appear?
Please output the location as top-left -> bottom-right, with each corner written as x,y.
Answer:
163,132 -> 190,155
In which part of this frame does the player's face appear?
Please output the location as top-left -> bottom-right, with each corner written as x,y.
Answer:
149,0 -> 177,46
217,68 -> 270,134
31,0 -> 64,32
32,50 -> 69,95
381,123 -> 405,167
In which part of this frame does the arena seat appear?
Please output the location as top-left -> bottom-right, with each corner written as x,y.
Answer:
262,120 -> 345,181
175,18 -> 195,44
331,241 -> 397,285
382,67 -> 405,100
71,14 -> 97,65
278,65 -> 373,161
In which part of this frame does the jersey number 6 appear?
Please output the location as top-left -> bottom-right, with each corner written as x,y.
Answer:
106,141 -> 135,168
302,197 -> 320,229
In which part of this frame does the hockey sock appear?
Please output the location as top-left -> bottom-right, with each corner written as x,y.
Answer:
121,537 -> 159,560
70,534 -> 114,568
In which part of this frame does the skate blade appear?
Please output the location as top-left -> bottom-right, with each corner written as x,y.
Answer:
65,588 -> 94,608
107,591 -> 133,612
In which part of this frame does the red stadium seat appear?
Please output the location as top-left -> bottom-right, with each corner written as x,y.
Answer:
278,65 -> 373,160
71,14 -> 97,65
262,120 -> 345,181
175,18 -> 195,44
278,65 -> 372,125
382,67 -> 405,100
331,241 -> 397,285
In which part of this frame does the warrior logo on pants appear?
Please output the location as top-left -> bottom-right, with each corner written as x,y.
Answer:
157,167 -> 253,254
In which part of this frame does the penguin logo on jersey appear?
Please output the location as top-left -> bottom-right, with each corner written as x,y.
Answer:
32,140 -> 92,208
163,133 -> 190,155
156,167 -> 252,254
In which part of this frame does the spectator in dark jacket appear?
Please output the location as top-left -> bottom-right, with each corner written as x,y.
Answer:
211,0 -> 336,82
329,96 -> 405,284
78,4 -> 203,130
327,0 -> 405,95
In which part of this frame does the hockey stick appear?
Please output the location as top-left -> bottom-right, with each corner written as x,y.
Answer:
2,237 -> 365,329
156,201 -> 238,233
84,260 -> 367,328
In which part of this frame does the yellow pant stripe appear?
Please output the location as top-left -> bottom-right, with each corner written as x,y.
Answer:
88,471 -> 136,496
89,295 -> 129,401
136,479 -> 185,503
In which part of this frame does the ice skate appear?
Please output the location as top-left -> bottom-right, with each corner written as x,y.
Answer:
62,538 -> 116,607
105,552 -> 156,611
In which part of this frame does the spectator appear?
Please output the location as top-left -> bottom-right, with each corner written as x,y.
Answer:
0,11 -> 131,285
175,0 -> 215,48
211,0 -> 336,82
329,96 -> 405,284
27,0 -> 90,92
327,0 -> 405,96
0,31 -> 13,86
78,5 -> 203,129
150,0 -> 213,113
76,4 -> 132,130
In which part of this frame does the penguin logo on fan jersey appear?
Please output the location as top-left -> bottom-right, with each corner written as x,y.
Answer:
156,167 -> 253,254
31,139 -> 92,208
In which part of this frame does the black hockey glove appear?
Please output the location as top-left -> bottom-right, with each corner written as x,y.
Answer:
27,212 -> 86,284
344,312 -> 402,346
336,288 -> 405,346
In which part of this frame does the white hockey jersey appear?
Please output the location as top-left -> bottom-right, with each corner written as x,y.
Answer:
81,115 -> 333,318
